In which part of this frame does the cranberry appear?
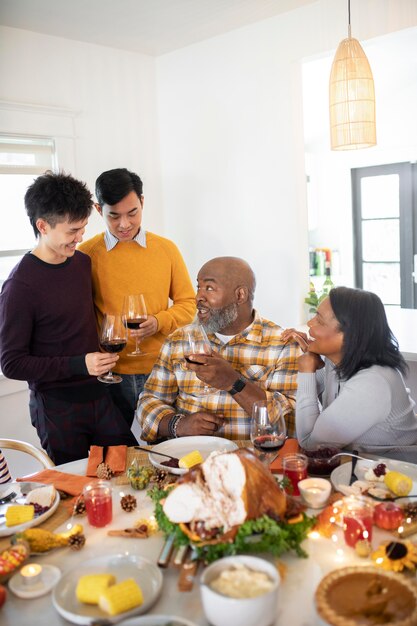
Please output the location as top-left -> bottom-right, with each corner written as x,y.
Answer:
373,463 -> 387,478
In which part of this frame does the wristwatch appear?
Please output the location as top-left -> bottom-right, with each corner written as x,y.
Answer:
228,377 -> 246,396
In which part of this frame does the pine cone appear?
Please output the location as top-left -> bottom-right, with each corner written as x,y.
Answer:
73,497 -> 86,516
97,462 -> 113,480
120,494 -> 137,512
68,533 -> 86,550
153,469 -> 168,487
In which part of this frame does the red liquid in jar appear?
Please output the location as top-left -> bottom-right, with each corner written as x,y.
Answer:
85,494 -> 113,527
283,467 -> 308,496
343,514 -> 373,547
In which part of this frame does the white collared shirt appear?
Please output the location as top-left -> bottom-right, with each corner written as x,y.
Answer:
104,228 -> 147,251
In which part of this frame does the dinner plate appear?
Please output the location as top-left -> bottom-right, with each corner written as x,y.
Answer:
149,436 -> 238,475
0,481 -> 60,537
52,553 -> 163,625
330,457 -> 417,498
121,616 -> 198,626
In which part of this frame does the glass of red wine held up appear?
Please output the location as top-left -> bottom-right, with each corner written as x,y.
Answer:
183,324 -> 213,394
123,294 -> 148,357
250,400 -> 287,467
98,314 -> 127,384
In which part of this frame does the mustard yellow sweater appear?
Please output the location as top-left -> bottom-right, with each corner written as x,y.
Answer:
78,232 -> 196,374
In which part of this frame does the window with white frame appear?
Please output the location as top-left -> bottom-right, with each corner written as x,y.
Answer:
0,135 -> 57,285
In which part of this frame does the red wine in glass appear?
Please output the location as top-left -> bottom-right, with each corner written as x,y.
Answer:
252,434 -> 286,453
98,314 -> 127,384
123,294 -> 148,356
184,354 -> 207,365
126,317 -> 147,330
250,401 -> 287,467
100,339 -> 127,353
183,325 -> 212,393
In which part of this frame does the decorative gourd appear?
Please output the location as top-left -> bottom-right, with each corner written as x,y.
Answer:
127,459 -> 154,490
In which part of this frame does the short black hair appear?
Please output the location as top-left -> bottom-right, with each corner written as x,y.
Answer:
329,286 -> 407,380
95,168 -> 143,206
25,171 -> 93,238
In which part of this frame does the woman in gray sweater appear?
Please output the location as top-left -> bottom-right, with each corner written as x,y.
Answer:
285,287 -> 417,461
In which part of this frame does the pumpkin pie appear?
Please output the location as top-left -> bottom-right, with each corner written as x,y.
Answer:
316,566 -> 417,626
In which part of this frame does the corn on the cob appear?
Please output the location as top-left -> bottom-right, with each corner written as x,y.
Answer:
5,505 -> 34,527
15,528 -> 68,552
98,578 -> 143,615
178,450 -> 203,469
384,471 -> 413,496
76,573 -> 116,604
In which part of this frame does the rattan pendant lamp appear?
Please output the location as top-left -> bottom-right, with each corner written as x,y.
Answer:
329,0 -> 376,150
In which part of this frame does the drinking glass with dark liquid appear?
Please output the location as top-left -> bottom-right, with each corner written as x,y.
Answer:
183,324 -> 213,393
123,294 -> 148,356
98,314 -> 127,384
250,401 -> 287,467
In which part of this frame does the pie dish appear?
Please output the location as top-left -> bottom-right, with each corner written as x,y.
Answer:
315,566 -> 417,626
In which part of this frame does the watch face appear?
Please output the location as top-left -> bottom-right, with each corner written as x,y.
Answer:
230,378 -> 246,394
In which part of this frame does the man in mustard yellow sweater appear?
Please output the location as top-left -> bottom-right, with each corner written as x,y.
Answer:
78,168 -> 196,427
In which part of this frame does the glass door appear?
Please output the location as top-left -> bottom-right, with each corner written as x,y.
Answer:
352,162 -> 417,308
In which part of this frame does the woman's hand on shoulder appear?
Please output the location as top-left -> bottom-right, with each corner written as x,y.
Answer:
281,328 -> 311,352
298,351 -> 325,373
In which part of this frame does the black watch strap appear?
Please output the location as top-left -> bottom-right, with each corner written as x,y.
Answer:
228,377 -> 246,396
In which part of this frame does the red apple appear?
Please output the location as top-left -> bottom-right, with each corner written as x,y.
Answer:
373,502 -> 404,530
0,584 -> 6,608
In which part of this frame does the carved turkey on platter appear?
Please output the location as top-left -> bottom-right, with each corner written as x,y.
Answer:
163,448 -> 288,545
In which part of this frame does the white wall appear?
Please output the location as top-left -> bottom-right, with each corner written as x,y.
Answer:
304,26 -> 417,289
155,0 -> 417,327
0,25 -> 163,237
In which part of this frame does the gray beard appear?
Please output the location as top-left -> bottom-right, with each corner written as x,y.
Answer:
200,302 -> 239,333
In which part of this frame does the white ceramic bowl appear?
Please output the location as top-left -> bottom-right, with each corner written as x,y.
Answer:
298,477 -> 331,509
200,555 -> 280,626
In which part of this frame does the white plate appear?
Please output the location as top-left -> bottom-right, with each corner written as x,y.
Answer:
330,457 -> 417,498
0,481 -> 60,537
149,436 -> 238,475
52,552 -> 163,625
121,616 -> 198,626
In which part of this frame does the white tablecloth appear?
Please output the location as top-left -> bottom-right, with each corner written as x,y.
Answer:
1,457 -> 399,626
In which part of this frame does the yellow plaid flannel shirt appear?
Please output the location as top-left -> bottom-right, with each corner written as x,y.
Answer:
138,311 -> 300,442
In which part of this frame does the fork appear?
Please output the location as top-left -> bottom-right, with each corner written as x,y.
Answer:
366,493 -> 417,502
0,491 -> 17,505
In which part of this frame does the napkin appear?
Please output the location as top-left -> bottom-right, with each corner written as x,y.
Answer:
17,469 -> 91,497
269,438 -> 299,474
86,445 -> 127,477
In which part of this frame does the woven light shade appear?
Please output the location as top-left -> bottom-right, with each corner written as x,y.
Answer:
329,36 -> 376,150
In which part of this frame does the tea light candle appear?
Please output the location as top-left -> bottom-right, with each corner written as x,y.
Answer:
298,477 -> 332,509
20,563 -> 43,586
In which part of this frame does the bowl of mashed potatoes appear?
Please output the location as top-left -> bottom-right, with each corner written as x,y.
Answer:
200,555 -> 280,626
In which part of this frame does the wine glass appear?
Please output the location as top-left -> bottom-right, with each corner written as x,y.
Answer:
98,314 -> 127,384
183,324 -> 213,394
250,401 -> 287,466
123,294 -> 148,356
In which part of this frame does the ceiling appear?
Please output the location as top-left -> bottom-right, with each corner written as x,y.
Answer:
0,0 -> 317,56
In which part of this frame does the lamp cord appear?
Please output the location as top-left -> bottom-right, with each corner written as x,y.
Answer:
348,0 -> 351,38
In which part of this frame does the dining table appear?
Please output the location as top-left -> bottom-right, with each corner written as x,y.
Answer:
1,444 -> 416,626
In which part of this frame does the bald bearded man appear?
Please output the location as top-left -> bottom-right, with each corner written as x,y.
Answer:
137,257 -> 299,441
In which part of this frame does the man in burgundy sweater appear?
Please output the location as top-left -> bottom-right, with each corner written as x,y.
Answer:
0,171 -> 137,464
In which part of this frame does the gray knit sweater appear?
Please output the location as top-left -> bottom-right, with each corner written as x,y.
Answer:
296,360 -> 417,460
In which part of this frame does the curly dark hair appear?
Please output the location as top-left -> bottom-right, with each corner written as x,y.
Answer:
329,286 -> 407,380
25,171 -> 93,237
95,168 -> 143,206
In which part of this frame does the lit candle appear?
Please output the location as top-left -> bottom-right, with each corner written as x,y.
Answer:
20,563 -> 43,586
